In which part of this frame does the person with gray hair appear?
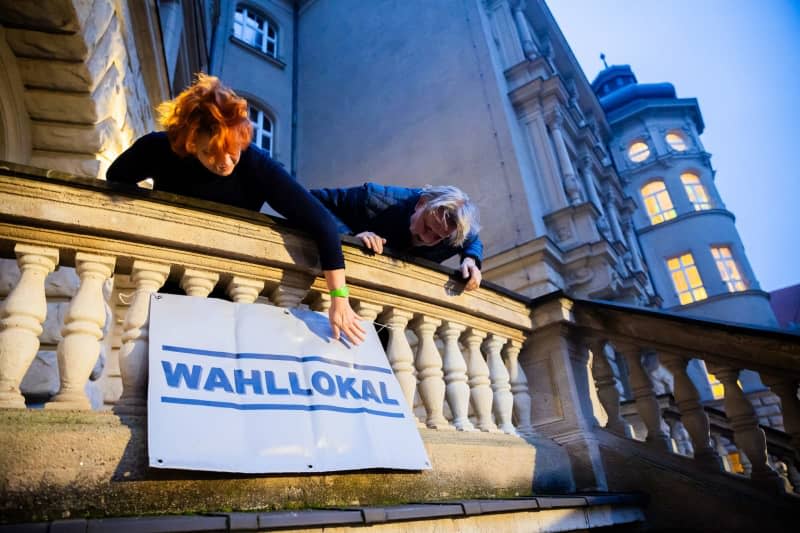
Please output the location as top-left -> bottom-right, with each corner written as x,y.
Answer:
311,183 -> 484,290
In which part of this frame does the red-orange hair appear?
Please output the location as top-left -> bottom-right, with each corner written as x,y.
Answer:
157,73 -> 253,163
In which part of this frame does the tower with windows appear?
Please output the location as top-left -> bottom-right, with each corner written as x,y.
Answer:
592,64 -> 776,327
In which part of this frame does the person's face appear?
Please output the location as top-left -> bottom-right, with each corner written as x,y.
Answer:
409,199 -> 456,247
189,133 -> 241,176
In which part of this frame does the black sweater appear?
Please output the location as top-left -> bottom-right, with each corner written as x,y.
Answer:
106,132 -> 345,270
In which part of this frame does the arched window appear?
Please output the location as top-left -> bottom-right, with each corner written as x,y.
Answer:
680,173 -> 712,210
249,105 -> 273,156
641,181 -> 676,225
666,253 -> 707,305
233,5 -> 278,58
627,140 -> 650,163
665,131 -> 688,152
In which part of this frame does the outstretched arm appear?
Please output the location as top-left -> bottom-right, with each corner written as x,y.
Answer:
106,133 -> 162,185
460,234 -> 484,291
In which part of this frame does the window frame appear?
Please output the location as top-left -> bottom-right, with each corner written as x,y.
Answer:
666,252 -> 708,305
627,140 -> 651,163
641,180 -> 677,225
710,245 -> 747,292
249,104 -> 274,156
232,4 -> 278,58
665,131 -> 688,152
680,172 -> 712,211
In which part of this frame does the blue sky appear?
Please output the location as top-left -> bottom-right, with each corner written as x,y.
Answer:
547,0 -> 800,291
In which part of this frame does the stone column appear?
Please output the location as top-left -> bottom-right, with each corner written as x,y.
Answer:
410,315 -> 450,429
0,244 -> 58,408
512,1 -> 538,58
546,109 -> 582,205
381,308 -> 417,417
623,220 -> 645,273
590,340 -> 627,435
485,333 -> 516,435
180,269 -> 219,297
618,344 -> 671,450
660,353 -> 722,470
505,339 -> 535,438
713,365 -> 783,490
47,253 -> 116,410
226,276 -> 264,303
580,154 -> 611,239
438,320 -> 474,431
605,200 -> 626,245
462,327 -> 497,432
114,260 -> 169,415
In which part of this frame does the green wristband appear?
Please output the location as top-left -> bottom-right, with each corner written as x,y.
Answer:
329,285 -> 350,298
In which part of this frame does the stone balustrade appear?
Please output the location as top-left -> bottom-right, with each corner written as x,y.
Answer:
0,163 -> 534,439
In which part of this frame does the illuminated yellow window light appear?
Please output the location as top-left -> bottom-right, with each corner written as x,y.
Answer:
641,181 -> 677,225
681,173 -> 712,210
727,452 -> 745,474
706,371 -> 725,400
628,140 -> 650,162
666,252 -> 707,304
711,246 -> 747,292
666,132 -> 688,151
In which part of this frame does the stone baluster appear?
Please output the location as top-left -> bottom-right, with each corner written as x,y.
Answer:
484,333 -> 516,435
410,315 -> 450,429
623,221 -> 645,273
660,353 -> 722,470
309,291 -> 331,313
462,327 -> 497,432
590,340 -> 627,435
546,109 -> 582,205
618,344 -> 671,450
381,308 -> 417,418
226,276 -> 264,303
762,376 -> 800,455
438,320 -> 474,431
0,245 -> 59,408
180,268 -> 219,297
712,365 -> 783,489
504,339 -> 535,438
114,261 -> 170,415
270,273 -> 312,308
352,301 -> 383,342
47,253 -> 116,410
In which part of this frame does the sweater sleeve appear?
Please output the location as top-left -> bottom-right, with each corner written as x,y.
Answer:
106,132 -> 162,184
460,233 -> 484,268
252,153 -> 347,271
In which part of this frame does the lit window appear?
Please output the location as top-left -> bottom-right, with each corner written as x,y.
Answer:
681,173 -> 712,210
706,371 -> 725,400
233,6 -> 278,58
666,131 -> 688,151
641,181 -> 677,225
249,106 -> 273,156
711,246 -> 747,292
666,253 -> 707,305
627,140 -> 650,163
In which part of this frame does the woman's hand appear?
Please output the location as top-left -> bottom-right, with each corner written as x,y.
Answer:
356,231 -> 387,254
329,296 -> 366,345
461,257 -> 482,291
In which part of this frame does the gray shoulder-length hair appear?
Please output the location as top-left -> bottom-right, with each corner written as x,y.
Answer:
419,185 -> 481,247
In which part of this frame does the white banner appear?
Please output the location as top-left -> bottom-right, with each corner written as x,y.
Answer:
147,293 -> 430,473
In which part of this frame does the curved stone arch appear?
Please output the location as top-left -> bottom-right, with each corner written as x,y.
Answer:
0,27 -> 32,164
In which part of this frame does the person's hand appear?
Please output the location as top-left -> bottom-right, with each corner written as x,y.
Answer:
355,231 -> 387,254
329,296 -> 367,345
461,257 -> 482,291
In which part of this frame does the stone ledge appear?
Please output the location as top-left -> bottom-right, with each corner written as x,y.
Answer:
0,409 -> 574,523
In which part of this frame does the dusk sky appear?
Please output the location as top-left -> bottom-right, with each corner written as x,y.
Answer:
548,0 -> 800,292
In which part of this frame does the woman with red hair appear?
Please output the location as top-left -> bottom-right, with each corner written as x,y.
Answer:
107,74 -> 365,345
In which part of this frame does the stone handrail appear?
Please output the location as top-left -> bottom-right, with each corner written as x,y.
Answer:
0,162 -> 533,437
